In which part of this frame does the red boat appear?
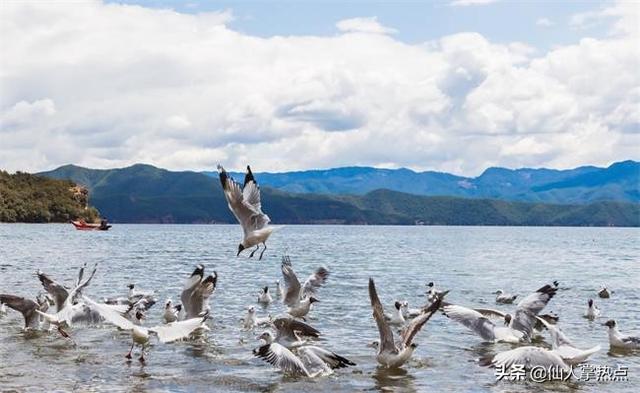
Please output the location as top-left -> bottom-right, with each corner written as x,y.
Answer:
71,220 -> 111,231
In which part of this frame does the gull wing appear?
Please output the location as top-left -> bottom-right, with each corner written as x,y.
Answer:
272,317 -> 321,339
186,273 -> 216,319
512,283 -> 558,340
368,278 -> 396,353
553,345 -> 600,365
53,264 -> 98,325
0,294 -> 39,328
492,346 -> 569,372
181,264 -> 204,316
150,314 -> 207,343
534,316 -> 573,348
302,267 -> 329,298
37,270 -> 69,312
281,261 -> 302,307
75,262 -> 87,287
82,296 -> 135,331
253,342 -> 309,376
218,165 -> 263,234
401,291 -> 446,347
442,304 -> 497,341
473,308 -> 507,319
300,346 -> 356,369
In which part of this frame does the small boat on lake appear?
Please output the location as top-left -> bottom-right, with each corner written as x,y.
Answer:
71,219 -> 111,231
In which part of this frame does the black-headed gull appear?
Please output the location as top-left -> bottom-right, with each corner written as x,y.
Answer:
271,317 -> 321,348
485,346 -> 571,374
494,289 -> 517,304
368,278 -> 444,368
242,306 -> 271,329
604,320 -> 640,350
584,299 -> 600,320
0,294 -> 50,329
218,165 -> 276,260
280,256 -> 328,319
384,301 -> 405,326
257,286 -> 273,305
180,264 -> 217,319
253,331 -> 355,377
163,299 -> 182,323
83,296 -> 208,362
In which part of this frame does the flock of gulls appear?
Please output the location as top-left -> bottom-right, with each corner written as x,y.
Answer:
1,165 -> 638,381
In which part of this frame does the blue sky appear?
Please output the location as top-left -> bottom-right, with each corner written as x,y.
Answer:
109,0 -> 610,48
1,1 -> 638,175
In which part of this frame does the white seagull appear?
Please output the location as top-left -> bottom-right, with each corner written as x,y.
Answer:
368,278 -> 444,368
163,299 -> 182,323
180,264 -> 217,319
494,289 -> 518,304
243,306 -> 272,329
385,301 -> 406,326
218,165 -> 276,260
535,316 -> 600,365
486,346 -> 571,374
281,256 -> 328,319
270,317 -> 321,348
442,304 -> 525,344
0,294 -> 50,330
253,330 -> 355,377
604,320 -> 640,350
584,299 -> 600,320
257,286 -> 273,305
83,296 -> 208,362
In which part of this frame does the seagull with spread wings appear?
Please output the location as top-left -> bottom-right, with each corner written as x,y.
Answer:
83,296 -> 208,362
280,256 -> 328,319
368,278 -> 445,368
218,165 -> 276,260
180,264 -> 217,320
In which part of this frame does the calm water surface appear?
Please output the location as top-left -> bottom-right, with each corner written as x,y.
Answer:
0,224 -> 638,392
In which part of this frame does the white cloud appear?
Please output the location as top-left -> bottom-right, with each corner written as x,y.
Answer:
0,1 -> 638,176
335,17 -> 397,35
570,1 -> 639,36
536,17 -> 554,27
450,0 -> 500,7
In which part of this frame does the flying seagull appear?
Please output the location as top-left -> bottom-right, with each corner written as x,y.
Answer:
180,264 -> 217,319
218,165 -> 275,260
368,278 -> 444,368
281,256 -> 328,318
0,294 -> 50,329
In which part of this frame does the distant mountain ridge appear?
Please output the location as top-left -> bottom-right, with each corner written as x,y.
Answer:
202,160 -> 639,204
36,163 -> 639,226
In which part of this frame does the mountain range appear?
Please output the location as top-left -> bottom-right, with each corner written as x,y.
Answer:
36,162 -> 640,226
203,160 -> 640,204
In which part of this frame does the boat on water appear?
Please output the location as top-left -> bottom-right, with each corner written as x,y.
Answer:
71,219 -> 111,231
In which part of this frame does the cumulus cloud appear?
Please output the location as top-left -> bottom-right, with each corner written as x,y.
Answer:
0,0 -> 638,176
335,17 -> 397,34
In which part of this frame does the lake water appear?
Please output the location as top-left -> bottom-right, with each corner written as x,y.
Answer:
0,224 -> 638,392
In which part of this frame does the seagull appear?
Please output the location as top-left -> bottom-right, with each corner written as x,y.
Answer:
598,285 -> 610,299
485,346 -> 571,374
163,299 -> 182,323
384,301 -> 406,326
253,330 -> 355,377
604,320 -> 640,350
0,294 -> 50,329
494,290 -> 518,304
400,301 -> 422,319
465,282 -> 558,342
257,286 -> 273,305
218,165 -> 276,260
242,306 -> 272,329
442,304 -> 525,344
270,317 -> 321,348
83,296 -> 209,362
35,265 -> 99,337
281,256 -> 328,319
584,299 -> 600,320
37,263 -> 91,312
127,284 -> 155,302
426,282 -> 446,303
275,280 -> 284,298
180,264 -> 217,319
535,316 -> 600,365
368,278 -> 444,368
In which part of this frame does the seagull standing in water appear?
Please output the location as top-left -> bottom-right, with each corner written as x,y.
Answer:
163,299 -> 182,323
218,165 -> 276,260
368,278 -> 444,368
257,287 -> 273,305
